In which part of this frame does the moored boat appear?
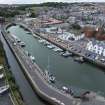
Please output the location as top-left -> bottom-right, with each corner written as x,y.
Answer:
62,86 -> 73,95
43,41 -> 50,46
47,44 -> 55,49
0,85 -> 9,94
53,47 -> 63,52
74,56 -> 84,63
44,70 -> 55,83
0,74 -> 4,79
61,51 -> 73,57
26,32 -> 31,34
25,51 -> 30,56
38,39 -> 46,43
20,41 -> 25,47
30,55 -> 35,62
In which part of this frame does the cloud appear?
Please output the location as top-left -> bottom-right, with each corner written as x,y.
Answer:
0,0 -> 105,4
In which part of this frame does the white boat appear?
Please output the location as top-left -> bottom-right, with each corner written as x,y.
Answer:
0,85 -> 9,94
53,47 -> 58,51
44,70 -> 55,83
0,74 -> 4,79
20,42 -> 25,47
44,56 -> 55,83
74,56 -> 84,63
47,44 -> 55,49
25,51 -> 30,56
62,51 -> 73,57
30,55 -> 35,62
62,86 -> 73,94
53,47 -> 63,52
43,41 -> 50,46
11,34 -> 21,43
0,65 -> 3,70
16,38 -> 21,43
11,34 -> 18,39
49,74 -> 56,83
62,86 -> 68,91
44,70 -> 50,79
26,32 -> 31,34
38,39 -> 46,43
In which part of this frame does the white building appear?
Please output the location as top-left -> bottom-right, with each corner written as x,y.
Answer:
86,41 -> 105,56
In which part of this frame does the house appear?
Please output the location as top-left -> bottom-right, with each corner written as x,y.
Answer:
0,17 -> 5,23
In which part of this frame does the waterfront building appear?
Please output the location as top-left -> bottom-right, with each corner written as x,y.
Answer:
103,49 -> 105,56
86,41 -> 94,51
86,41 -> 105,56
0,17 -> 5,23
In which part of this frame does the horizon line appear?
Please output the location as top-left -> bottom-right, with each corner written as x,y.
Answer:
0,1 -> 105,5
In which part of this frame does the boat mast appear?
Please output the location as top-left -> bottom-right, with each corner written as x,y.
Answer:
47,55 -> 50,71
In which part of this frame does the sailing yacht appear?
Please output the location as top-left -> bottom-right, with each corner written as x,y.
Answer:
44,56 -> 55,83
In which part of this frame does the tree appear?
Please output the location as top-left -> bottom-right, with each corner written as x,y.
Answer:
71,23 -> 81,30
30,12 -> 36,18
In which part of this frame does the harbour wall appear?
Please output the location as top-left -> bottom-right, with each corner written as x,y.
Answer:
1,28 -> 63,105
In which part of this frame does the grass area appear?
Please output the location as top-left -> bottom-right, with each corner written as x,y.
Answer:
0,41 -> 5,64
4,69 -> 25,105
27,6 -> 47,11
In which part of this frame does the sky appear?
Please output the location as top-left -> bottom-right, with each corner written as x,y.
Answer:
0,0 -> 105,4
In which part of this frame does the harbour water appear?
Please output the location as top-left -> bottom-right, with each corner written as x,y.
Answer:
7,25 -> 105,97
0,29 -> 48,105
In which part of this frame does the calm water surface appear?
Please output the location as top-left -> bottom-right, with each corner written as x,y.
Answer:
8,25 -> 105,96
